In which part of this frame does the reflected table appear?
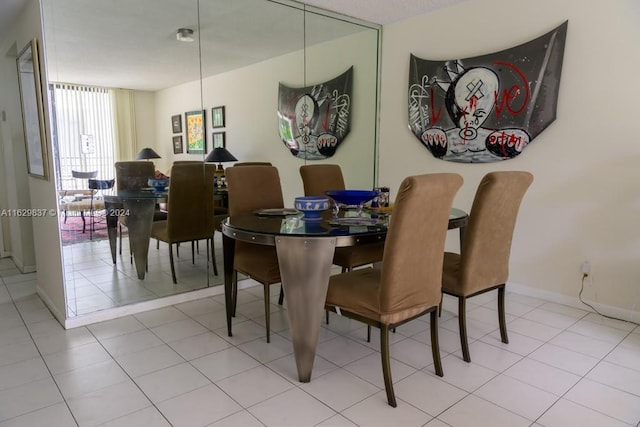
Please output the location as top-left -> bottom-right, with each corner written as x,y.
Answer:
104,190 -> 167,280
222,208 -> 468,382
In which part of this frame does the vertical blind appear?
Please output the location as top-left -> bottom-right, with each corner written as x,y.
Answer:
51,83 -> 116,190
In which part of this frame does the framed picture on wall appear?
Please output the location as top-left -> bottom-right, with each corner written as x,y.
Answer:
185,109 -> 206,154
212,131 -> 226,148
172,135 -> 183,154
211,106 -> 225,128
171,114 -> 182,133
16,38 -> 48,180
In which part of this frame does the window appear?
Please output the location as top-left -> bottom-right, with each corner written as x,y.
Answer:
50,84 -> 116,190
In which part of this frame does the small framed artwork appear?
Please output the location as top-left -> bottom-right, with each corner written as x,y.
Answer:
16,38 -> 48,180
212,131 -> 226,148
171,114 -> 182,133
172,135 -> 183,154
185,109 -> 206,154
211,106 -> 225,128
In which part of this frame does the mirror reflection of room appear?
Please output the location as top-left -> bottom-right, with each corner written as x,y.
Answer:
41,0 -> 381,321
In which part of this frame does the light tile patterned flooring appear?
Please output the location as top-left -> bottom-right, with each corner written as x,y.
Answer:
63,236 -> 224,317
1,256 -> 640,426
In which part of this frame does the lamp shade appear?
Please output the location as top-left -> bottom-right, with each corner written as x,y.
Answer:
135,148 -> 161,160
205,147 -> 238,163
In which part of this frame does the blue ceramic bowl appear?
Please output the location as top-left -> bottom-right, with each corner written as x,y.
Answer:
294,196 -> 330,220
325,190 -> 378,206
148,178 -> 169,193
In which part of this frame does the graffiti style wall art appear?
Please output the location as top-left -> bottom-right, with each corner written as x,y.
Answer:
408,21 -> 567,163
278,67 -> 352,160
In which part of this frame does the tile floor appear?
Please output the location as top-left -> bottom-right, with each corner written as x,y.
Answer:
63,236 -> 223,317
1,256 -> 640,426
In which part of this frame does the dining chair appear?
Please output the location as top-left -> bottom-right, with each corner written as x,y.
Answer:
114,161 -> 168,260
150,163 -> 216,284
225,164 -> 283,343
324,173 -> 463,407
87,178 -> 115,240
441,171 -> 533,363
300,164 -> 385,320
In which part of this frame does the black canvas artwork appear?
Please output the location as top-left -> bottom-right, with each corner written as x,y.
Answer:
408,21 -> 567,163
278,67 -> 352,160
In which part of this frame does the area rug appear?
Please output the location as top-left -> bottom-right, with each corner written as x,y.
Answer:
59,215 -> 125,245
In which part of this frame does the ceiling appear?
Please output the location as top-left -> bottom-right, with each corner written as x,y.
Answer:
1,0 -> 465,91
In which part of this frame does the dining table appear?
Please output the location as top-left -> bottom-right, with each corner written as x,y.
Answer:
221,207 -> 468,382
104,190 -> 167,280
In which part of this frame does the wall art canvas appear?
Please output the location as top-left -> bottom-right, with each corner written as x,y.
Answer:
277,67 -> 352,160
185,110 -> 205,154
408,21 -> 567,163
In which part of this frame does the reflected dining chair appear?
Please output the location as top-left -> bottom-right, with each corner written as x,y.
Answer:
150,163 -> 216,284
87,178 -> 115,240
324,173 -> 463,407
225,164 -> 283,343
441,171 -> 533,363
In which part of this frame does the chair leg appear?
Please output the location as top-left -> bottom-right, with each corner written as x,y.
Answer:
80,211 -> 86,233
438,299 -> 443,317
367,325 -> 371,343
118,224 -> 122,255
191,241 -> 195,264
498,285 -> 509,344
278,285 -> 284,305
380,325 -> 397,407
169,243 -> 177,284
264,284 -> 271,343
325,310 -> 330,325
430,310 -> 444,377
458,297 -> 471,362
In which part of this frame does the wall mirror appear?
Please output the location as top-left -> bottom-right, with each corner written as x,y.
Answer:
41,0 -> 381,320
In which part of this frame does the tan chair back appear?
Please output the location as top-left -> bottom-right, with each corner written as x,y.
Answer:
226,165 -> 284,215
165,163 -> 216,241
114,161 -> 154,191
300,164 -> 346,196
379,173 -> 463,314
458,171 -> 533,295
233,162 -> 272,167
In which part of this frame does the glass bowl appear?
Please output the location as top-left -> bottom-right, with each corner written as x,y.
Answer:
324,190 -> 378,206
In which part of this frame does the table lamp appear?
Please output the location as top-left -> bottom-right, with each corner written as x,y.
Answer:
205,147 -> 238,179
135,148 -> 161,161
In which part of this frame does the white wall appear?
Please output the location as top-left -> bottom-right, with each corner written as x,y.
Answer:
154,29 -> 379,205
0,0 -> 66,321
379,0 -> 640,320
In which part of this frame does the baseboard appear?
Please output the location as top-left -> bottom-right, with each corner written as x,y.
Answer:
508,281 -> 640,325
63,279 -> 260,329
36,285 -> 66,326
11,256 -> 36,274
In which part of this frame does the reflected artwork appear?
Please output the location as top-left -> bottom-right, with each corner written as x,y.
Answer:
278,67 -> 352,160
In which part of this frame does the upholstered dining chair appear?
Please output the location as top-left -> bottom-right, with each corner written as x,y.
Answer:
225,164 -> 283,343
150,163 -> 216,284
114,161 -> 168,259
324,173 -> 463,407
441,171 -> 533,363
300,164 -> 384,271
300,164 -> 385,320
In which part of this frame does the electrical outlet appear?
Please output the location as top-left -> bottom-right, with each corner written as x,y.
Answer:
581,260 -> 591,277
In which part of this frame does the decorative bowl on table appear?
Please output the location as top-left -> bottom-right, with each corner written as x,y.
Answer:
294,196 -> 330,220
148,178 -> 169,193
325,190 -> 378,206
